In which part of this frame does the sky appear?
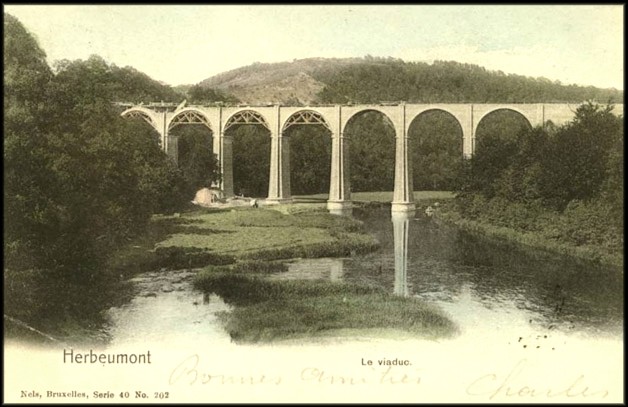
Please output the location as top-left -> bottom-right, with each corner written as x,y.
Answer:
4,5 -> 624,90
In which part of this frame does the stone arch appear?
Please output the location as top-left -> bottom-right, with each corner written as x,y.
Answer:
167,107 -> 216,182
474,108 -> 533,155
224,109 -> 272,198
224,109 -> 270,132
121,107 -> 163,148
121,107 -> 158,127
475,107 -> 533,136
408,108 -> 464,136
281,109 -> 331,133
341,108 -> 396,136
168,108 -> 212,132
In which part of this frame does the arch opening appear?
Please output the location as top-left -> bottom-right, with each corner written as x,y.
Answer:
286,125 -> 332,197
408,109 -> 464,191
223,110 -> 272,198
170,122 -> 218,197
123,112 -> 162,148
283,110 -> 332,197
475,109 -> 532,148
168,110 -> 212,132
344,110 -> 396,193
224,110 -> 270,132
472,109 -> 533,198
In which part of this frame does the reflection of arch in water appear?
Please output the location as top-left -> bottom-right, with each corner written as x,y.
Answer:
392,212 -> 412,297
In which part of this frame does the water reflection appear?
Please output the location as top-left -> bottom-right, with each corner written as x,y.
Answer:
392,212 -> 411,297
287,207 -> 622,339
271,258 -> 345,281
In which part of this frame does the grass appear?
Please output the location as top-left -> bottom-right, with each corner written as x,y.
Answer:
436,205 -> 623,269
194,270 -> 458,343
107,205 -> 379,278
156,206 -> 378,259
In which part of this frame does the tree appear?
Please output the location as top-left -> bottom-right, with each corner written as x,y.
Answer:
409,111 -> 463,190
186,84 -> 239,104
172,125 -> 221,196
4,12 -> 55,272
4,14 -> 189,276
539,102 -> 623,210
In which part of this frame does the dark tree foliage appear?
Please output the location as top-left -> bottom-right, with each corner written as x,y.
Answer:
457,102 -> 623,213
170,125 -> 221,196
231,126 -> 271,197
455,102 -> 623,254
52,56 -> 183,103
538,103 -> 623,210
186,84 -> 239,104
314,58 -> 623,104
408,110 -> 463,190
288,126 -> 332,195
462,110 -> 532,198
345,111 -> 396,192
4,13 -> 188,278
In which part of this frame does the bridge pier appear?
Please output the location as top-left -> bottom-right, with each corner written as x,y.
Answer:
166,134 -> 178,166
392,106 -> 415,214
327,131 -> 352,215
266,131 -> 292,204
218,132 -> 234,197
392,211 -> 411,297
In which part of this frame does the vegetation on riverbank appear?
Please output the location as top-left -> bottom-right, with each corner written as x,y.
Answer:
447,102 -> 623,268
112,204 -> 457,343
194,263 -> 457,343
435,199 -> 623,269
108,205 -> 378,277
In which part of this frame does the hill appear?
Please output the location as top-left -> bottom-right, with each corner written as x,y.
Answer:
190,56 -> 623,105
194,57 -> 371,105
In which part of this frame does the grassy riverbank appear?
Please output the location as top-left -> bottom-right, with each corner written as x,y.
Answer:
194,262 -> 458,343
116,203 -> 457,343
435,198 -> 623,269
111,204 -> 378,276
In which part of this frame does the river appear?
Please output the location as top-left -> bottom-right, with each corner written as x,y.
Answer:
5,206 -> 623,402
95,206 -> 623,348
6,207 -> 622,347
279,208 -> 623,341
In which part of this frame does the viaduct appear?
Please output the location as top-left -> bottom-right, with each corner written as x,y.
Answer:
118,102 -> 624,214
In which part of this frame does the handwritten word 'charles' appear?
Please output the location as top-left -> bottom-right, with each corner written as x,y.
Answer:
466,358 -> 609,400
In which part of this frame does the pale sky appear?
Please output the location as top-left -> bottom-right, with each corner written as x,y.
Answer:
3,5 -> 624,90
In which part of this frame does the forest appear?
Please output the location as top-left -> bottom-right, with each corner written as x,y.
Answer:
4,13 -> 209,279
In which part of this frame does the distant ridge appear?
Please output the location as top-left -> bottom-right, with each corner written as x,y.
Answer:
184,57 -> 623,106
